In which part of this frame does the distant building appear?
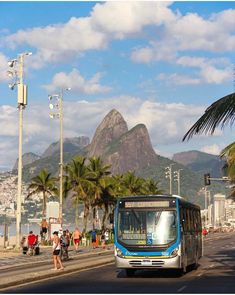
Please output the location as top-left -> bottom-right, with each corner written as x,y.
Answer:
208,204 -> 213,226
213,194 -> 226,227
46,201 -> 59,220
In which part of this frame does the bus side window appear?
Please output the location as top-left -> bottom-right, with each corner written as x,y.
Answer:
180,208 -> 184,231
187,209 -> 191,232
182,208 -> 187,232
192,210 -> 197,232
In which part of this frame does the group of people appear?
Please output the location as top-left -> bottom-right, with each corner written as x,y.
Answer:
21,224 -> 111,270
91,229 -> 110,249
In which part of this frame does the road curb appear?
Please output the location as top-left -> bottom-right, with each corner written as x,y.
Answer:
0,255 -> 114,291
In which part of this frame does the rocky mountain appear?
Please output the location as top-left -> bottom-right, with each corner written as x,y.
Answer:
87,109 -> 128,157
17,109 -> 227,208
13,152 -> 41,171
87,110 -> 157,174
42,136 -> 90,158
21,137 -> 89,181
172,150 -> 226,178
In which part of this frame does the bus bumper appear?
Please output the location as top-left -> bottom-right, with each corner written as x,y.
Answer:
115,255 -> 181,269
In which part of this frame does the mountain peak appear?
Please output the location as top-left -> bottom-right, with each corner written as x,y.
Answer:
87,109 -> 128,157
13,152 -> 41,171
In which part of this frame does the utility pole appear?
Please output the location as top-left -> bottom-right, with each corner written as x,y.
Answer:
174,169 -> 183,195
165,164 -> 174,194
7,52 -> 32,248
48,88 -> 71,224
59,89 -> 64,224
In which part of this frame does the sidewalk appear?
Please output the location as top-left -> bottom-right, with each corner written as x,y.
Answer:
0,245 -> 114,291
0,244 -> 113,270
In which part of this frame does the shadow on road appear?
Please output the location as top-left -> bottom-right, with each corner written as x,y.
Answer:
117,268 -> 185,279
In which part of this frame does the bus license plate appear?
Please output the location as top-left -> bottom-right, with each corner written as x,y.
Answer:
142,260 -> 151,266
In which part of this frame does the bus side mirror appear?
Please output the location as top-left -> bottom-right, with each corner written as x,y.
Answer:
109,213 -> 114,224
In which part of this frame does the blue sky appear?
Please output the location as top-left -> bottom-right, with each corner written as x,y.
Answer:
0,1 -> 235,170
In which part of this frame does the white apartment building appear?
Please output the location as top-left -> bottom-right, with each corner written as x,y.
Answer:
213,194 -> 226,227
46,201 -> 59,220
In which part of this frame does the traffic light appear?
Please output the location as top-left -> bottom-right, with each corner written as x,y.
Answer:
204,173 -> 211,186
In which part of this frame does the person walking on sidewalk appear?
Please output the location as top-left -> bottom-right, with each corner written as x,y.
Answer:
91,229 -> 97,249
72,227 -> 81,252
52,231 -> 64,270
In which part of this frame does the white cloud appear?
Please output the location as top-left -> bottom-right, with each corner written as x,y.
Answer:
4,2 -> 175,68
156,56 -> 232,85
130,8 -> 235,84
43,69 -> 111,94
157,73 -> 201,85
200,144 -> 224,155
0,52 -> 10,82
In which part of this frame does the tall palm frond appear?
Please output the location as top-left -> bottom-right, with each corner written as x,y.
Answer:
183,92 -> 235,141
65,156 -> 95,231
27,169 -> 57,218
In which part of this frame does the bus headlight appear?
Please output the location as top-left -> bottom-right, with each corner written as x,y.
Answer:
116,247 -> 124,258
171,248 -> 179,257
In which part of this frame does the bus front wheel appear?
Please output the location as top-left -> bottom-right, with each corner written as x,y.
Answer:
125,269 -> 135,277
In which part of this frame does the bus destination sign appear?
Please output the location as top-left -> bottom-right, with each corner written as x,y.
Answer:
125,201 -> 170,208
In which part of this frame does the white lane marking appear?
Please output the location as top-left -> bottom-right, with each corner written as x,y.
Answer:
177,285 -> 187,292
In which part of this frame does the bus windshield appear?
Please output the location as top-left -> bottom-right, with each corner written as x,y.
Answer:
117,210 -> 177,246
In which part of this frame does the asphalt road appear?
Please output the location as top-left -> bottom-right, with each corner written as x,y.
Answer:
5,232 -> 235,294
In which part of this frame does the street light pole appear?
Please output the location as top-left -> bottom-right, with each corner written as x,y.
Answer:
165,164 -> 174,194
48,88 -> 70,225
59,89 -> 64,224
7,52 -> 32,249
174,169 -> 183,195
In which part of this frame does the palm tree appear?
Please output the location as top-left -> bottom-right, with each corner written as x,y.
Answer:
119,171 -> 146,196
87,157 -> 111,229
182,92 -> 235,197
27,169 -> 58,219
183,92 -> 235,141
94,176 -> 117,230
220,142 -> 235,198
65,156 -> 95,231
143,178 -> 163,195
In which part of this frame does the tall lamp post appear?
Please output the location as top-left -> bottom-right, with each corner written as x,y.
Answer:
48,88 -> 71,224
174,169 -> 183,195
7,52 -> 32,248
165,164 -> 174,194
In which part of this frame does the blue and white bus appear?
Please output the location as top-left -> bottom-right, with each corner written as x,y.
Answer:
114,195 -> 202,276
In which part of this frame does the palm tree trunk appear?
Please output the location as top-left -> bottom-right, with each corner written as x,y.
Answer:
75,202 -> 79,227
42,191 -> 46,219
101,203 -> 109,230
92,207 -> 96,230
83,203 -> 90,232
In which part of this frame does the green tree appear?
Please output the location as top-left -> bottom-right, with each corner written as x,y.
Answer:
95,176 -> 117,230
27,169 -> 57,219
87,157 -> 111,229
119,171 -> 146,196
220,142 -> 235,198
183,92 -> 235,197
65,156 -> 95,231
183,92 -> 235,141
143,178 -> 163,195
